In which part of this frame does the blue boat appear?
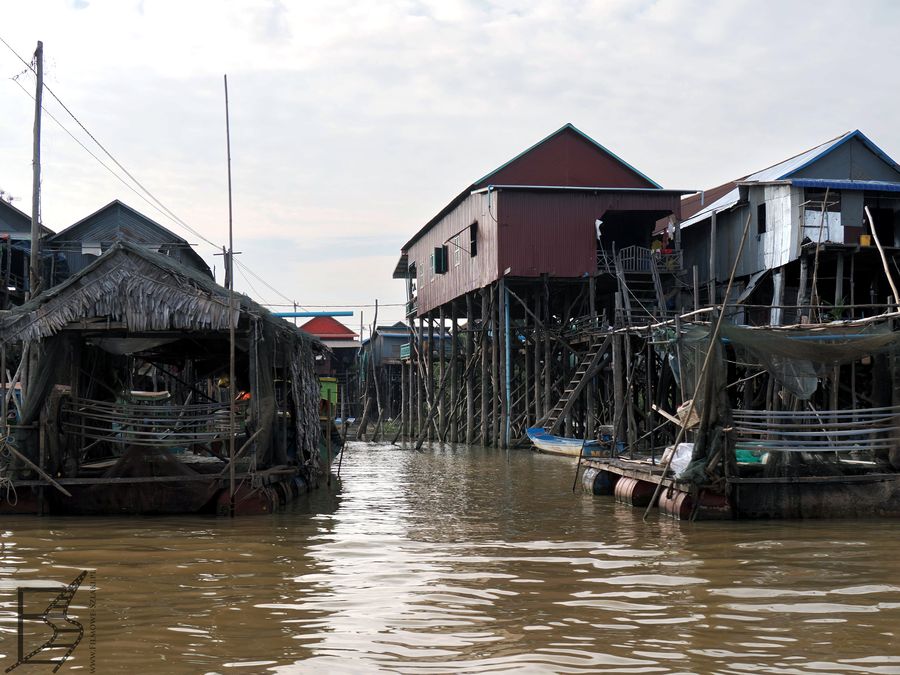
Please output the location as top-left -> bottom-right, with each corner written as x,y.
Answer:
526,427 -> 605,457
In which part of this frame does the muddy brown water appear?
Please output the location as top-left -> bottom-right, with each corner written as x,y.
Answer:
1,442 -> 899,673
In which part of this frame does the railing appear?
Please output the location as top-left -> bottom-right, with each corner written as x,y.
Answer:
597,246 -> 683,275
406,297 -> 418,317
733,405 -> 900,455
61,397 -> 250,451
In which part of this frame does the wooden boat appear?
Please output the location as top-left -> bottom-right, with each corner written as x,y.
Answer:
526,427 -> 606,457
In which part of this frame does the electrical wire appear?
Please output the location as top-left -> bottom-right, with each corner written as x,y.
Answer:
232,258 -> 304,309
2,33 -> 308,312
10,77 -> 203,239
0,34 -> 218,249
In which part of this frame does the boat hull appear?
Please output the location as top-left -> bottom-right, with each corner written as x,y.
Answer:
526,427 -> 604,458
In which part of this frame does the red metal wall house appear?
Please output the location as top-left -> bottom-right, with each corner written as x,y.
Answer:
398,124 -> 684,317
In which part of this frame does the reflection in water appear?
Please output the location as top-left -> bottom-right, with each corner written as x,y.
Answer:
0,442 -> 898,673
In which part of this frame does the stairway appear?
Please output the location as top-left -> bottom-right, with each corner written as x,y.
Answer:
616,263 -> 665,325
545,335 -> 612,435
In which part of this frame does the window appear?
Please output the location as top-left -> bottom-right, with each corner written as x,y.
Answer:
757,203 -> 767,235
453,235 -> 461,266
805,188 -> 840,213
469,221 -> 478,257
432,245 -> 448,275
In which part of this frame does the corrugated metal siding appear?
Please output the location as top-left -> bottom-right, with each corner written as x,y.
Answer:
410,188 -> 680,315
0,202 -> 32,234
476,126 -> 657,189
409,193 -> 498,316
49,202 -> 211,278
498,190 -> 682,278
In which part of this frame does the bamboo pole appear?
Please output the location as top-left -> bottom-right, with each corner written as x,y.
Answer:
543,274 -> 551,415
29,41 -> 43,299
533,290 -> 542,421
643,211 -> 753,521
224,73 -> 237,516
438,306 -> 446,435
450,305 -> 458,443
491,283 -> 499,447
865,206 -> 900,307
480,287 -> 490,446
465,293 -> 475,445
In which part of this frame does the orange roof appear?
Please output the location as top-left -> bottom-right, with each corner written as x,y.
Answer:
298,315 -> 358,340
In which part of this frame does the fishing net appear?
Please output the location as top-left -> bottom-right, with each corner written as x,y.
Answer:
719,323 -> 900,400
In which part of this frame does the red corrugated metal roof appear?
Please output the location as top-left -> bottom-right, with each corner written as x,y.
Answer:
298,316 -> 358,339
401,123 -> 665,251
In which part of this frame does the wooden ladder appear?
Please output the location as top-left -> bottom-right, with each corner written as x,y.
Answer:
545,334 -> 612,435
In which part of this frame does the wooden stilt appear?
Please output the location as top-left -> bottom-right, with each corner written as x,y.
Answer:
400,359 -> 408,438
449,303 -> 459,443
465,293 -> 475,445
499,278 -> 509,449
613,292 -> 625,445
438,307 -> 446,437
543,275 -> 551,415
480,287 -> 490,446
533,290 -> 542,421
427,315 -> 435,441
418,317 -> 425,436
523,296 -> 531,430
491,283 -> 500,447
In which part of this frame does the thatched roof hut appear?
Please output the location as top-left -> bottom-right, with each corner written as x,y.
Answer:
0,241 -> 324,478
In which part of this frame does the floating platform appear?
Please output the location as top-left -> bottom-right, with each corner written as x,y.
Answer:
581,457 -> 900,520
0,466 -> 314,516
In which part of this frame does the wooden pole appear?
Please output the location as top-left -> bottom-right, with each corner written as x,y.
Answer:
438,306 -> 446,436
692,265 -> 700,312
224,73 -> 237,515
499,278 -> 509,449
480,287 -> 489,446
400,358 -> 408,438
29,41 -> 43,299
797,254 -> 809,323
708,210 -> 718,305
543,275 -> 552,415
864,206 -> 900,308
612,292 -> 625,444
533,290 -> 542,421
491,283 -> 500,447
465,293 -> 475,445
417,317 -> 425,436
326,400 -> 333,485
624,333 -> 636,457
427,314 -> 434,441
449,303 -> 459,443
643,211 -> 754,521
523,296 -> 531,429
0,344 -> 6,436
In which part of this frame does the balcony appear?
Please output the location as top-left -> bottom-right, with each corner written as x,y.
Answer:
598,245 -> 683,275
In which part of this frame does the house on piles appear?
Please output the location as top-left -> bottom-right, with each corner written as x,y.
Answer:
0,197 -> 57,307
45,199 -> 213,280
299,315 -> 361,416
668,130 -> 900,325
393,123 -> 692,448
0,240 -> 324,516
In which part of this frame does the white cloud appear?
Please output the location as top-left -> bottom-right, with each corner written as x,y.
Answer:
0,0 -> 898,314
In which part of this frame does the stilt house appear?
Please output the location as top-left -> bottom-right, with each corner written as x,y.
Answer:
672,130 -> 900,324
392,124 -> 691,448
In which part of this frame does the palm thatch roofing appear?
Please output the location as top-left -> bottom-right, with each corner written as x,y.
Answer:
0,240 -> 322,350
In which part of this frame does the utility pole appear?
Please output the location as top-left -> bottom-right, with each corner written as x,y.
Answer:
225,74 -> 236,516
29,41 -> 43,299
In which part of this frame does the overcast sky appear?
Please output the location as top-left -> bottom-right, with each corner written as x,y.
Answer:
1,0 -> 898,332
